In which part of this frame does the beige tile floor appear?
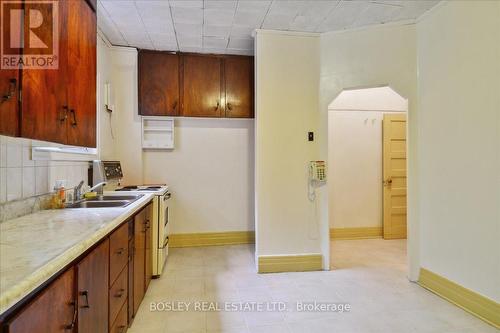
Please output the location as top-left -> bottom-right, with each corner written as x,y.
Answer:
129,240 -> 496,333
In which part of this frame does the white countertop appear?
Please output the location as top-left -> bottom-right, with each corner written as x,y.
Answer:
0,193 -> 154,316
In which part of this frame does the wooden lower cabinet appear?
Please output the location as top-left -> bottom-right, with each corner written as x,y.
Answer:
5,268 -> 76,333
133,208 -> 146,315
1,203 -> 153,333
77,239 -> 109,333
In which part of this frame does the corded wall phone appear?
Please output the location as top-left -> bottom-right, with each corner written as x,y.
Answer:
309,161 -> 326,182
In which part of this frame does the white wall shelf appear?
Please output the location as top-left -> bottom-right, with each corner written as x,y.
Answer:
141,116 -> 174,149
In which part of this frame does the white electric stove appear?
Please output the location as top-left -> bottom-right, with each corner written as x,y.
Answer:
100,161 -> 171,277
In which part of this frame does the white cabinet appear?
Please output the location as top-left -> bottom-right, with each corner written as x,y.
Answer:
141,117 -> 174,149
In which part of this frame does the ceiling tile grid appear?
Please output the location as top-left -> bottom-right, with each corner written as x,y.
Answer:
97,0 -> 440,55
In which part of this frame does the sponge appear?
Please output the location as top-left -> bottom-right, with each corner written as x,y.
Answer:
83,192 -> 97,199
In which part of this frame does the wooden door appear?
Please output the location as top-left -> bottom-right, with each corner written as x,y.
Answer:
0,69 -> 20,136
66,0 -> 96,147
224,56 -> 254,118
133,209 -> 146,315
139,51 -> 180,116
383,114 -> 407,239
182,55 -> 222,117
144,204 -> 152,290
6,268 -> 76,333
77,239 -> 109,333
21,0 -> 69,144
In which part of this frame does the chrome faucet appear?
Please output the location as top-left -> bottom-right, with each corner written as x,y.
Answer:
89,182 -> 107,196
73,180 -> 85,202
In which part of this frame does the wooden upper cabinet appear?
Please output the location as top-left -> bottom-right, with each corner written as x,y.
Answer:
0,69 -> 20,137
66,0 -> 97,147
77,239 -> 109,333
182,55 -> 223,117
224,56 -> 254,118
20,0 -> 69,144
6,268 -> 76,333
2,0 -> 97,146
139,51 -> 180,116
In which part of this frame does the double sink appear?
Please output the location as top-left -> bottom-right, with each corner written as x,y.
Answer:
66,194 -> 144,208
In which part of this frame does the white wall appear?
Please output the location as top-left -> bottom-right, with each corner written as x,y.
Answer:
328,111 -> 393,229
417,1 -> 500,301
143,118 -> 255,233
328,87 -> 407,230
320,23 -> 418,278
255,31 -> 328,266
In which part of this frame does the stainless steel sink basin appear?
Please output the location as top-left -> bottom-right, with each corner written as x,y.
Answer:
66,194 -> 144,209
87,195 -> 143,201
67,200 -> 131,208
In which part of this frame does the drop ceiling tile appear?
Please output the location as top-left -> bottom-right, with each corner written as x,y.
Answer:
267,0 -> 307,17
228,37 -> 253,50
204,8 -> 235,26
97,14 -> 126,45
205,0 -> 237,10
149,32 -> 177,44
233,10 -> 266,27
230,24 -> 254,38
225,48 -> 254,56
179,46 -> 205,53
153,42 -> 178,52
236,0 -> 271,11
172,6 -> 203,24
169,0 -> 203,8
203,36 -> 228,49
354,2 -> 402,26
262,13 -> 295,30
178,35 -> 202,48
390,0 -> 440,21
317,0 -> 370,32
174,22 -> 202,36
204,24 -> 231,38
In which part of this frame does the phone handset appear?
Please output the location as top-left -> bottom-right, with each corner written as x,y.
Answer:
309,161 -> 326,182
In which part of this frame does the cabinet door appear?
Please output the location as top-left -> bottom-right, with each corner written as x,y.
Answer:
144,204 -> 152,290
182,55 -> 222,117
66,0 -> 97,147
77,239 -> 109,333
0,68 -> 20,137
139,51 -> 180,116
21,0 -> 69,144
133,209 -> 146,315
224,56 -> 254,118
6,268 -> 76,333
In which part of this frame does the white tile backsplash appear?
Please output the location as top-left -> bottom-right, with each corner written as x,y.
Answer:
0,167 -> 6,202
35,166 -> 49,196
22,167 -> 36,198
6,168 -> 22,201
0,135 -> 89,204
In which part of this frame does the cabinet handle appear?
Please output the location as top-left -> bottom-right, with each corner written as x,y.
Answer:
60,106 -> 69,122
1,78 -> 16,102
116,247 -> 125,255
118,325 -> 126,333
70,109 -> 77,127
172,101 -> 178,112
226,102 -> 233,111
64,300 -> 77,331
214,101 -> 220,111
114,288 -> 125,298
79,290 -> 90,308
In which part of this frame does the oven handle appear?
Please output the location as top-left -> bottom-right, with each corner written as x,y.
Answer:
160,236 -> 169,249
164,192 -> 171,200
